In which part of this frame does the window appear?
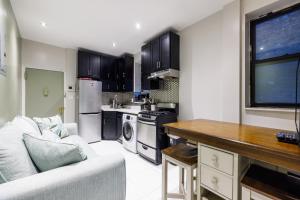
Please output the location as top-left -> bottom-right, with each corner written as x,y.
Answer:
250,3 -> 300,107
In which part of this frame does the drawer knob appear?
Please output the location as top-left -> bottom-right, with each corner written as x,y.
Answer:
211,154 -> 218,167
211,176 -> 218,187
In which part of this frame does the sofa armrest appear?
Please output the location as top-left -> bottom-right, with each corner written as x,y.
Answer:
0,154 -> 126,200
64,123 -> 78,136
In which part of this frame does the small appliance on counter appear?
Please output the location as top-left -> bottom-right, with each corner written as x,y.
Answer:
137,103 -> 178,164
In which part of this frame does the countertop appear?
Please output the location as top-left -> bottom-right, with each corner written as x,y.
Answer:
164,119 -> 300,172
101,105 -> 141,115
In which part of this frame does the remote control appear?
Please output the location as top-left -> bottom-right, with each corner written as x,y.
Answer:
276,132 -> 300,144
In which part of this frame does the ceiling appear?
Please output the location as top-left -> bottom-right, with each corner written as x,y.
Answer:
10,0 -> 234,56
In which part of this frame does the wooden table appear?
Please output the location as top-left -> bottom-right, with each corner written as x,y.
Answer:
164,119 -> 300,172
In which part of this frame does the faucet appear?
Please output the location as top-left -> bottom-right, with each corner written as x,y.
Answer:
112,95 -> 118,108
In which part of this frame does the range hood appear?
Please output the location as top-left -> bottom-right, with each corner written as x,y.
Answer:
147,69 -> 179,80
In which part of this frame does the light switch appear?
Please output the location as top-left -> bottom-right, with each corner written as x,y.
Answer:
43,87 -> 49,97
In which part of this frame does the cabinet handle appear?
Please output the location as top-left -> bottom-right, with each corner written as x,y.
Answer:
123,72 -> 125,78
108,73 -> 110,78
123,84 -> 125,90
211,176 -> 218,186
142,145 -> 148,150
156,61 -> 159,69
211,154 -> 218,167
117,85 -> 119,90
108,84 -> 110,90
158,61 -> 161,68
103,119 -> 106,125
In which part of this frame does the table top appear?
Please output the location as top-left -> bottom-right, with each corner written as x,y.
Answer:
164,119 -> 300,172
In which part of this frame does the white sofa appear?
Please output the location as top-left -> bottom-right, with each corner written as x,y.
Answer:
0,120 -> 126,200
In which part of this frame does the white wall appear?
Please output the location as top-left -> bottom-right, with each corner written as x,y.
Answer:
0,0 -> 22,126
179,0 -> 241,123
241,0 -> 300,131
179,0 -> 300,131
21,39 -> 77,123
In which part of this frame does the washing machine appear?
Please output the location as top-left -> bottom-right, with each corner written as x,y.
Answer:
122,114 -> 138,153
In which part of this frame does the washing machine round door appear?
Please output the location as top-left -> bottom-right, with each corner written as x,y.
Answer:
123,122 -> 134,141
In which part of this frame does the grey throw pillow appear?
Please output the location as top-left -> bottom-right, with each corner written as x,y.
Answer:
0,124 -> 38,183
33,115 -> 69,138
62,135 -> 98,159
23,133 -> 87,172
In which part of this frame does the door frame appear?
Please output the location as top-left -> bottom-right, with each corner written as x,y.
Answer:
22,66 -> 65,120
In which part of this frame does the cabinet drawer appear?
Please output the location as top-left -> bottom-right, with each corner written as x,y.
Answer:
102,111 -> 117,119
137,142 -> 156,162
200,145 -> 233,175
201,165 -> 233,199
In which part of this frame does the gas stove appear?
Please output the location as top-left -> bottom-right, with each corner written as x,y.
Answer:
137,103 -> 178,165
138,110 -> 176,122
139,110 -> 173,116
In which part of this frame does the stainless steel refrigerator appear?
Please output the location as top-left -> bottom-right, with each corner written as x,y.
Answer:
79,79 -> 102,143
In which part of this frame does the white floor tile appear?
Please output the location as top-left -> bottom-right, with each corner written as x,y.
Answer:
90,141 -> 181,200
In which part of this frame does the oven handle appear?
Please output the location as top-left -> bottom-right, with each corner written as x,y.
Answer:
137,120 -> 156,126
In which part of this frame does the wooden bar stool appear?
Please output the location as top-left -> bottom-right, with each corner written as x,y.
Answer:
162,143 -> 198,200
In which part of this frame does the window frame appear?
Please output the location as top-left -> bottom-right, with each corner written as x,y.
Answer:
250,3 -> 300,108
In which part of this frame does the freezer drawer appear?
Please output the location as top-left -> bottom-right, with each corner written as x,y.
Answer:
79,113 -> 101,143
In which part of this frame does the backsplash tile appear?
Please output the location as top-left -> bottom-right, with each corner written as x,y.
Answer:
150,79 -> 179,103
102,79 -> 179,105
102,92 -> 133,105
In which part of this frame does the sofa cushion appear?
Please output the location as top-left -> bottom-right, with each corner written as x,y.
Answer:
23,133 -> 87,172
33,115 -> 69,138
42,129 -> 61,141
12,116 -> 41,136
62,135 -> 98,159
0,124 -> 38,183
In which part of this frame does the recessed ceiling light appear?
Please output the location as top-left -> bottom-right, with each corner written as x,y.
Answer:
40,21 -> 47,28
260,46 -> 264,50
112,42 -> 116,47
135,23 -> 141,30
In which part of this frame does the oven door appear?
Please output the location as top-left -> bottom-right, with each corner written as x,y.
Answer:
137,120 -> 157,148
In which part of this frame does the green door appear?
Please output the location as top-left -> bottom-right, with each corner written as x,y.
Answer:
25,68 -> 64,119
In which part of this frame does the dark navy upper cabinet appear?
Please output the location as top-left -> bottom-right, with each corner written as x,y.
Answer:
122,54 -> 134,92
78,51 -> 91,78
160,32 -> 171,71
90,54 -> 101,80
101,55 -> 117,92
78,49 -> 134,92
100,55 -> 114,81
78,50 -> 101,80
156,31 -> 180,71
141,31 -> 180,79
151,38 -> 160,72
141,43 -> 159,91
116,54 -> 134,92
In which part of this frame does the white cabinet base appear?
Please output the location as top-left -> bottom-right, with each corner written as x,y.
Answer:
197,143 -> 249,200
